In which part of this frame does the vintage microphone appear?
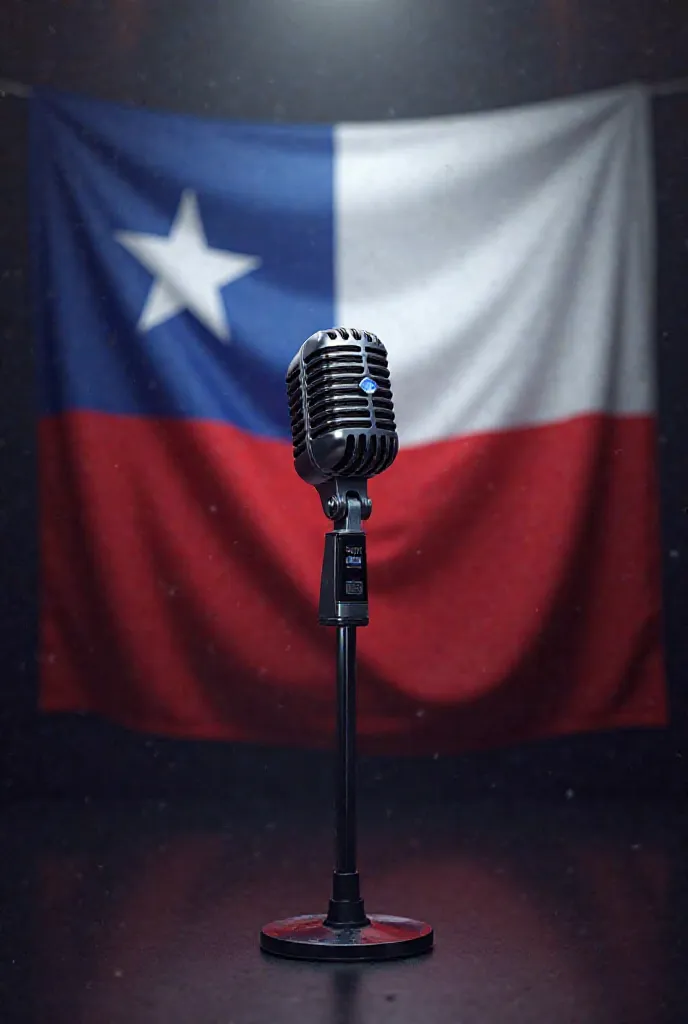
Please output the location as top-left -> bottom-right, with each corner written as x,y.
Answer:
260,327 -> 434,962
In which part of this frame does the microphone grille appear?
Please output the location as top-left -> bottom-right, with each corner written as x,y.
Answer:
286,361 -> 307,460
287,329 -> 398,481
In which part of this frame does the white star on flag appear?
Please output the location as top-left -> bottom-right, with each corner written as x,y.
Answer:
115,189 -> 261,342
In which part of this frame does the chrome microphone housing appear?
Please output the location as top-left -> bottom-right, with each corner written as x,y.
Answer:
286,327 -> 399,489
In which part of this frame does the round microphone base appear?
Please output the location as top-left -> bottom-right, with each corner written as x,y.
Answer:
260,913 -> 433,962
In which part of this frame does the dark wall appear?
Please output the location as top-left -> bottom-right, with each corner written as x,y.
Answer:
1,0 -> 687,803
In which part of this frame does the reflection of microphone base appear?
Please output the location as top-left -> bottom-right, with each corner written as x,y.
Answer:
260,492 -> 433,962
260,914 -> 433,963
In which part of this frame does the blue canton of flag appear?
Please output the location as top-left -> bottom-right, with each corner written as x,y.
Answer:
30,89 -> 335,439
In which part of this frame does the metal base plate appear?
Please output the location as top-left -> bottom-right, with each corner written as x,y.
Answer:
260,913 -> 433,962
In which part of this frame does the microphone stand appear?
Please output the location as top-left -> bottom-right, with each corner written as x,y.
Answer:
330,623 -> 365,926
260,480 -> 433,961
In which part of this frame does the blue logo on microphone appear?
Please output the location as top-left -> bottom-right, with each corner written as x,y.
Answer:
359,377 -> 378,395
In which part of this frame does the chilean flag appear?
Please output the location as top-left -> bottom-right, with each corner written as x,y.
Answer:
30,85 -> 666,754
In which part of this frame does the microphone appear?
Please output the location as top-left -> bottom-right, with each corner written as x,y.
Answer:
261,334 -> 433,960
286,327 -> 399,521
285,326 -> 399,626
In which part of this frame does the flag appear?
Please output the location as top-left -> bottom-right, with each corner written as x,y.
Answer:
30,86 -> 666,754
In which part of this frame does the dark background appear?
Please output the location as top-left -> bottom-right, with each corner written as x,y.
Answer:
0,0 -> 687,805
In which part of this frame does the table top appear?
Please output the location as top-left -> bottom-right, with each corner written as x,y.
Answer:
0,794 -> 683,1024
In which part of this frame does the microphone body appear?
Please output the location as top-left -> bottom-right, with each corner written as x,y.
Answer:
286,327 -> 399,491
286,327 -> 399,625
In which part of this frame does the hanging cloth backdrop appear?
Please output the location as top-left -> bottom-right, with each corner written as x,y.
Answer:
30,85 -> 665,754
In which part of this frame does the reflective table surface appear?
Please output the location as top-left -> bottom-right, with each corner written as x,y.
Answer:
0,794 -> 684,1023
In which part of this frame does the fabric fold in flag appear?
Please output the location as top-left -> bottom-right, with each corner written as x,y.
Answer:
31,85 -> 666,754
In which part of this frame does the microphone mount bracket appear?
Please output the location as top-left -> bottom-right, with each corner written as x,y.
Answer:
316,479 -> 371,628
316,477 -> 372,526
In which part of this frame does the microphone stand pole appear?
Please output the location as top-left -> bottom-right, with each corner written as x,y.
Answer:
334,624 -> 360,899
260,481 -> 433,961
322,488 -> 369,929
327,622 -> 368,927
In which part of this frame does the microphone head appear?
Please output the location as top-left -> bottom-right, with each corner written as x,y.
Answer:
286,327 -> 399,487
